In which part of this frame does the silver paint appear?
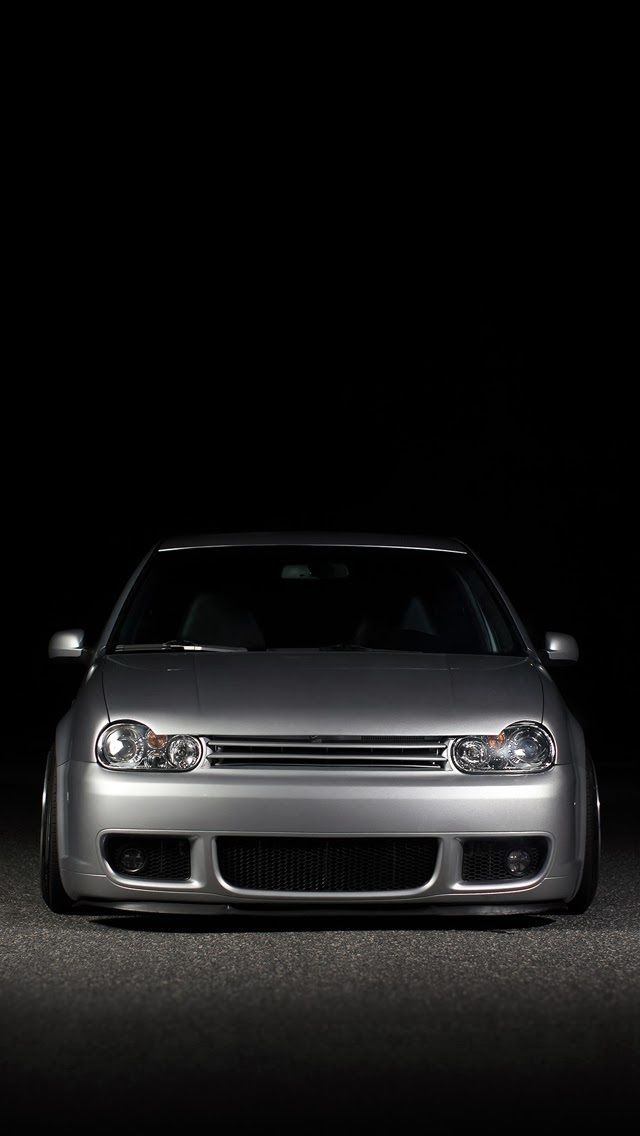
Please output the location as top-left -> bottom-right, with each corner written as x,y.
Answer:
99,652 -> 545,745
545,631 -> 580,662
48,629 -> 85,659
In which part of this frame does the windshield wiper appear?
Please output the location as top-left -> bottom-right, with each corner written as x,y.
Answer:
113,640 -> 248,654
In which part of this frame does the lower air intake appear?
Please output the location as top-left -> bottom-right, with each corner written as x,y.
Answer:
461,837 -> 548,882
216,836 -> 438,892
104,836 -> 191,880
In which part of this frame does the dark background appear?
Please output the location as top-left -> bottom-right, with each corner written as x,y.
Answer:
3,29 -> 637,1126
5,307 -> 635,766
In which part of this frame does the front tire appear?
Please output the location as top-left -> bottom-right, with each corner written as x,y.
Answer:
567,753 -> 600,914
40,752 -> 75,913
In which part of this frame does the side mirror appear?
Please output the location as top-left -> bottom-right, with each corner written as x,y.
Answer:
544,631 -> 579,664
48,629 -> 87,661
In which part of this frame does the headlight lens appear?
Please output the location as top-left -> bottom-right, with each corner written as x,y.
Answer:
452,723 -> 555,774
167,734 -> 202,770
97,722 -> 203,771
99,723 -> 147,768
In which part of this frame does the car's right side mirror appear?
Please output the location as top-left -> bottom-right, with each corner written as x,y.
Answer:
544,631 -> 579,664
48,629 -> 87,661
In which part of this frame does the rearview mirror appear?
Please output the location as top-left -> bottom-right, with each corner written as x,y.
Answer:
48,629 -> 87,661
544,631 -> 579,664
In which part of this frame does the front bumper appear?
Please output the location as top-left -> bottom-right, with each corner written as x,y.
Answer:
58,762 -> 582,909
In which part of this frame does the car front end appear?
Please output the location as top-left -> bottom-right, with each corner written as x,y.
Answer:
45,535 -> 594,917
55,663 -> 588,916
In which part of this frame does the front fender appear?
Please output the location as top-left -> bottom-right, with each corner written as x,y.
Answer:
53,663 -> 110,766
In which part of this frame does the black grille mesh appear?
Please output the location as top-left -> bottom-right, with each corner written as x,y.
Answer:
217,836 -> 438,892
105,836 -> 191,880
461,838 -> 547,882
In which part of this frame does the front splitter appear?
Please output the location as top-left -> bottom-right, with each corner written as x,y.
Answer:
76,898 -> 567,917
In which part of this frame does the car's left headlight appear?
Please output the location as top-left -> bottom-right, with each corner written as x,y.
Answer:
452,722 -> 555,774
97,721 -> 203,771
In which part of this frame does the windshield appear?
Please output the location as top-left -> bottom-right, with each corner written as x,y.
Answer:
109,546 -> 525,656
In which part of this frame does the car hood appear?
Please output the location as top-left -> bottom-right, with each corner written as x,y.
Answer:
101,651 -> 543,737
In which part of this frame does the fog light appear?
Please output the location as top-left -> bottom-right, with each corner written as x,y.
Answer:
506,848 -> 532,877
118,847 -> 147,874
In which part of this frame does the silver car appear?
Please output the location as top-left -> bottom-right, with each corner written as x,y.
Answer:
41,533 -> 599,916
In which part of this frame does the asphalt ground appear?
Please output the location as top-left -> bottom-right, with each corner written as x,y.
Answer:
1,760 -> 638,1130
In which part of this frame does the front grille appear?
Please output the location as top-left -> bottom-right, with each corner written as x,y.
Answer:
104,836 -> 191,880
216,836 -> 438,892
207,736 -> 449,769
461,838 -> 547,882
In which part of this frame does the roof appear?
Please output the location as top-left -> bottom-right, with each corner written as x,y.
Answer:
157,532 -> 467,554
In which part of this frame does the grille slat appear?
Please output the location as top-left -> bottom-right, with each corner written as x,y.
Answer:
217,836 -> 438,892
211,760 -> 444,769
208,736 -> 449,769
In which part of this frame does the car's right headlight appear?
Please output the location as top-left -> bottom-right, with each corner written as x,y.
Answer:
452,722 -> 555,774
97,721 -> 203,771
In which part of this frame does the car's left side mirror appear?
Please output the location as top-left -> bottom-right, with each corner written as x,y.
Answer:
544,631 -> 579,664
48,629 -> 88,661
